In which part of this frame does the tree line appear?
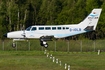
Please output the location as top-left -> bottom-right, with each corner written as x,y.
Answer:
0,0 -> 105,40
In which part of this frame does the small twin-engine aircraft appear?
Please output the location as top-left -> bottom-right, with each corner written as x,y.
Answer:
4,9 -> 102,48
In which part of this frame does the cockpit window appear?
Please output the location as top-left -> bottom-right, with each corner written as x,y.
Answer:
26,26 -> 31,31
31,27 -> 37,31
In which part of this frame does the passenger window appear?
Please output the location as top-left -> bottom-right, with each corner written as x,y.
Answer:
66,27 -> 69,29
57,27 -> 61,30
31,27 -> 36,31
39,27 -> 44,30
52,27 -> 56,30
63,27 -> 65,30
45,27 -> 51,30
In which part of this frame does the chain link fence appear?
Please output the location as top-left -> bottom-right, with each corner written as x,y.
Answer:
0,40 -> 105,52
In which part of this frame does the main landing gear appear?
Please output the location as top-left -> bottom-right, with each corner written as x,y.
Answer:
40,36 -> 53,48
40,37 -> 48,48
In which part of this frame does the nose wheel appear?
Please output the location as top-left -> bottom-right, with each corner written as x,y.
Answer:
44,43 -> 48,48
12,42 -> 16,48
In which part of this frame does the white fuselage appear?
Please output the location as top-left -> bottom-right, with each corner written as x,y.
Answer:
7,25 -> 86,39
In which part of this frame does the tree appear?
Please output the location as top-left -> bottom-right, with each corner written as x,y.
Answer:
7,0 -> 18,31
86,0 -> 99,13
37,0 -> 48,25
30,0 -> 42,25
0,0 -> 8,39
55,0 -> 77,24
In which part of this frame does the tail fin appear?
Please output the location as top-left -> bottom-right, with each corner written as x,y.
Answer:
78,9 -> 102,31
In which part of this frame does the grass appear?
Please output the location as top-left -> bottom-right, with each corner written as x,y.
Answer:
0,40 -> 105,70
0,51 -> 63,70
0,51 -> 105,70
54,52 -> 105,70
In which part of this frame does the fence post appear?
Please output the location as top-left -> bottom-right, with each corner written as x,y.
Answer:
28,41 -> 30,51
67,40 -> 70,53
16,42 -> 17,51
2,41 -> 4,51
55,41 -> 56,52
93,41 -> 96,52
80,40 -> 82,52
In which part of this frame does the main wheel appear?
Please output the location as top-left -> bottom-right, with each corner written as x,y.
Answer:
44,43 -> 48,48
12,42 -> 16,48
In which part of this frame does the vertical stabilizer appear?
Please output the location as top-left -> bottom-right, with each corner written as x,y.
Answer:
78,9 -> 102,31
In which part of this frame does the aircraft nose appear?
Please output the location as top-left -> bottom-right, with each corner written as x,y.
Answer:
3,33 -> 7,37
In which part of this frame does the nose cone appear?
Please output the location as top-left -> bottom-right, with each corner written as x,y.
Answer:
3,33 -> 7,37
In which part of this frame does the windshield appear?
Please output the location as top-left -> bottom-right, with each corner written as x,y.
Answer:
26,26 -> 31,31
31,27 -> 37,31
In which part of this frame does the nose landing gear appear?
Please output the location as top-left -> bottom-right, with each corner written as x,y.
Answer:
12,42 -> 16,48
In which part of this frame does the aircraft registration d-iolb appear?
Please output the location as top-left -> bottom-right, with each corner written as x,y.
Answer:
4,9 -> 102,48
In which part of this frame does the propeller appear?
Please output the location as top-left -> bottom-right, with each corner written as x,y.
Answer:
21,30 -> 26,38
21,26 -> 26,38
23,30 -> 26,38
